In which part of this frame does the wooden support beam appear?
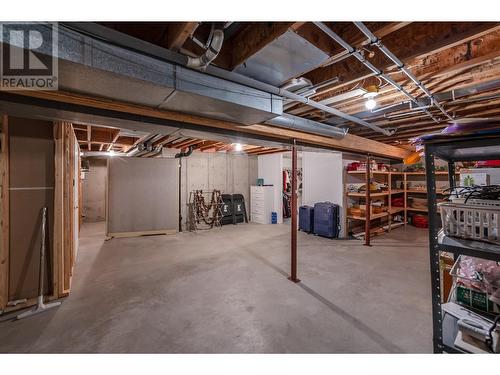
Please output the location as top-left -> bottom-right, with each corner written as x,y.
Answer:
246,146 -> 272,155
198,141 -> 223,151
178,139 -> 204,149
253,148 -> 286,156
172,138 -> 198,149
53,122 -> 64,298
9,90 -> 411,160
152,135 -> 173,147
0,115 -> 9,310
295,22 -> 411,65
165,22 -> 199,51
86,125 -> 91,151
106,130 -> 121,151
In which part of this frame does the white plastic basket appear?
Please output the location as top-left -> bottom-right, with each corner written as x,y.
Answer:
439,201 -> 500,245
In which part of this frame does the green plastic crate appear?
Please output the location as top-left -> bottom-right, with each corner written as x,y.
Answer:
456,285 -> 491,312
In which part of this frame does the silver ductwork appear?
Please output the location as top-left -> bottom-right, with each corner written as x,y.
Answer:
61,23 -> 393,136
266,114 -> 348,139
187,29 -> 224,70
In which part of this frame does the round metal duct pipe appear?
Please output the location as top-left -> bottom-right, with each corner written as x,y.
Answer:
266,114 -> 348,139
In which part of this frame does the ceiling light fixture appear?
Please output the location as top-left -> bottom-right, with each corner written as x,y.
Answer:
108,150 -> 115,156
234,143 -> 243,152
365,98 -> 377,110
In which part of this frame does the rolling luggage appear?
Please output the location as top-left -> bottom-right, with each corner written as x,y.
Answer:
299,205 -> 314,233
313,202 -> 340,238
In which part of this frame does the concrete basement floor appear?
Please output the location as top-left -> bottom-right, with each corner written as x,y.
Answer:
0,222 -> 433,353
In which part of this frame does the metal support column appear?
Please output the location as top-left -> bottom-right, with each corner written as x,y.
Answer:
425,145 -> 443,353
289,140 -> 300,283
447,161 -> 456,190
364,154 -> 372,246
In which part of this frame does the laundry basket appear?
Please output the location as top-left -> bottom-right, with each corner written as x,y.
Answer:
439,201 -> 500,245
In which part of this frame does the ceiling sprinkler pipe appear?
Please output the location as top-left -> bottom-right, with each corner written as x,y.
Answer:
313,22 -> 440,125
266,114 -> 350,139
353,21 -> 454,122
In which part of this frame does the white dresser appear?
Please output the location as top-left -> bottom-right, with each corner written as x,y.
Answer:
250,186 -> 275,224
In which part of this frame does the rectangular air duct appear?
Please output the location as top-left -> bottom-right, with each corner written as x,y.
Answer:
12,24 -> 283,125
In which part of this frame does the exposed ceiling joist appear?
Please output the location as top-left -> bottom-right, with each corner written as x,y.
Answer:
227,22 -> 298,70
165,22 -> 199,51
304,22 -> 500,95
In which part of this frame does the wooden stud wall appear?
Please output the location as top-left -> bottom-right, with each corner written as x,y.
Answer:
56,121 -> 78,297
0,118 -> 78,313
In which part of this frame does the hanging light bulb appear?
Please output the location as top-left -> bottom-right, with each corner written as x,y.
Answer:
365,98 -> 377,110
234,143 -> 243,152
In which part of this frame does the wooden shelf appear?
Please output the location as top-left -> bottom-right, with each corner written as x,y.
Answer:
347,211 -> 389,221
405,171 -> 458,175
389,207 -> 405,214
347,170 -> 390,175
406,189 -> 446,194
407,207 -> 428,213
346,191 -> 389,197
390,189 -> 404,194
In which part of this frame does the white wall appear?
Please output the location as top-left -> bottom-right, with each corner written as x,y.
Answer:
257,153 -> 283,223
302,151 -> 345,236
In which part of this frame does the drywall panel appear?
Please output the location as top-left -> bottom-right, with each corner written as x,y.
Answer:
258,153 -> 283,224
107,157 -> 178,235
303,151 -> 345,236
9,118 -> 54,300
83,158 -> 107,222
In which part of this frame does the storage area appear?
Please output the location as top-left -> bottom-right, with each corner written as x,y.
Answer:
0,16 -> 498,360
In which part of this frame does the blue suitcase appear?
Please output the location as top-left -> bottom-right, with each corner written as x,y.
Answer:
299,205 -> 314,233
313,202 -> 340,238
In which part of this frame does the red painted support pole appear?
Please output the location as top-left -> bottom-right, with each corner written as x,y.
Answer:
289,140 -> 300,282
364,154 -> 372,246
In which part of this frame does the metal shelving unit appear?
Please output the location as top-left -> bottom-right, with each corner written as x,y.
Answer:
424,131 -> 500,354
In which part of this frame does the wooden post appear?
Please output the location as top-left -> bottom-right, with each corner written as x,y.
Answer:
364,155 -> 371,246
53,122 -> 64,298
404,172 -> 408,226
388,171 -> 392,232
0,115 -> 9,310
289,140 -> 300,283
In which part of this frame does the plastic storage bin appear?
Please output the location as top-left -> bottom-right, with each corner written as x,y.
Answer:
439,201 -> 500,245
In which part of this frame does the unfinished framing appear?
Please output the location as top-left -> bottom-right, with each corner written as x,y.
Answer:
0,117 -> 79,313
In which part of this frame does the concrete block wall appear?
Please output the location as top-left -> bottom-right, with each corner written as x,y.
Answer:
163,149 -> 258,230
82,151 -> 258,230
